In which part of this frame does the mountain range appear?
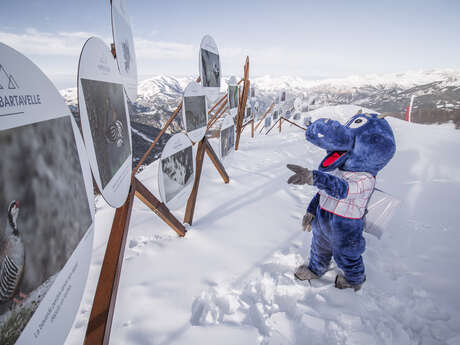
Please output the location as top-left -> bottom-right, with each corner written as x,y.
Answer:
61,68 -> 460,167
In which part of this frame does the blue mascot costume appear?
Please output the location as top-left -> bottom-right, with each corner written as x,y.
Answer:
287,113 -> 396,291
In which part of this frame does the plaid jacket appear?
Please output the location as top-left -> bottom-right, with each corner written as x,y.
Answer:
318,170 -> 375,219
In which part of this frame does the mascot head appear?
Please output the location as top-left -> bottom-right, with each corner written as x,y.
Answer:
305,113 -> 396,176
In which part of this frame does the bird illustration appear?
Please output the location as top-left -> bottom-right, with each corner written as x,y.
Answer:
105,119 -> 124,147
0,200 -> 25,304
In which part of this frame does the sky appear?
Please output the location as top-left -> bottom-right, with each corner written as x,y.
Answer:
1,0 -> 459,89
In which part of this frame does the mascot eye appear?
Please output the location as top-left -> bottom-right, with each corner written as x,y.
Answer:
349,117 -> 368,128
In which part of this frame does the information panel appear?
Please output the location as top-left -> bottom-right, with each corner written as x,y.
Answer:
0,43 -> 94,345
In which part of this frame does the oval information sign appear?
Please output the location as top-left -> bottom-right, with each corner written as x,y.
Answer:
0,43 -> 94,345
158,133 -> 195,209
78,37 -> 133,208
111,0 -> 138,101
182,81 -> 208,143
199,35 -> 221,99
220,115 -> 235,159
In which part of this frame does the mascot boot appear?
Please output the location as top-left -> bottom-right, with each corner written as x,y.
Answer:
287,113 -> 396,290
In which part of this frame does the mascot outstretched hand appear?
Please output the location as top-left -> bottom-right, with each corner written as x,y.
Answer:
287,113 -> 396,291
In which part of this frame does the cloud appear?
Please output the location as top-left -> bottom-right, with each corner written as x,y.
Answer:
0,28 -> 101,56
0,28 -> 354,81
134,38 -> 195,60
0,28 -> 197,62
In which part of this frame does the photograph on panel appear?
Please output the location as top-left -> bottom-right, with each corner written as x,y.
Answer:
0,117 -> 92,343
228,85 -> 238,110
221,125 -> 235,158
113,10 -> 134,75
265,117 -> 271,128
200,49 -> 220,88
281,91 -> 286,102
184,95 -> 207,132
161,146 -> 194,202
80,78 -> 131,188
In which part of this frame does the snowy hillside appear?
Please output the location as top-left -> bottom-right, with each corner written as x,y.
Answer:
252,69 -> 460,93
64,113 -> 460,345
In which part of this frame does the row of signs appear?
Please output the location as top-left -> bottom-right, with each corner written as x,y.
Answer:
158,115 -> 234,207
0,0 -> 136,343
164,34 -> 236,207
0,1 -> 238,343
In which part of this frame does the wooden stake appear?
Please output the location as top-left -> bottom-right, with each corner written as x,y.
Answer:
207,98 -> 228,128
265,117 -> 282,135
204,138 -> 229,183
207,93 -> 227,115
242,119 -> 252,129
183,137 -> 228,225
184,138 -> 206,225
134,177 -> 186,237
207,78 -> 243,116
84,184 -> 135,345
265,116 -> 306,135
235,57 -> 250,151
85,69 -> 203,343
255,103 -> 274,130
207,105 -> 229,130
282,117 -> 307,131
279,117 -> 282,133
84,175 -> 187,345
258,124 -> 265,134
251,118 -> 254,138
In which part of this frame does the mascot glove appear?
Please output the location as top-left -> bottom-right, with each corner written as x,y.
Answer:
302,213 -> 314,232
287,164 -> 314,185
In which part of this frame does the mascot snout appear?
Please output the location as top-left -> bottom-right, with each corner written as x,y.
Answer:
306,118 -> 354,152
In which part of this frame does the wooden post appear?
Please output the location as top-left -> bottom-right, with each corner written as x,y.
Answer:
207,78 -> 242,117
84,176 -> 187,345
282,117 -> 307,131
242,119 -> 252,129
251,119 -> 254,138
207,105 -> 229,130
84,184 -> 135,345
279,117 -> 282,133
208,95 -> 226,115
207,98 -> 228,128
255,103 -> 274,130
235,57 -> 250,151
258,124 -> 265,134
265,117 -> 282,135
204,138 -> 229,183
84,78 -> 200,345
183,137 -> 228,225
134,177 -> 186,236
184,138 -> 206,225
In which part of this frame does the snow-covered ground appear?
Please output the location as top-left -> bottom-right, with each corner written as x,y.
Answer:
64,114 -> 460,345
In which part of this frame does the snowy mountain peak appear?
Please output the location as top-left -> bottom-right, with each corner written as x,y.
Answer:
252,68 -> 460,93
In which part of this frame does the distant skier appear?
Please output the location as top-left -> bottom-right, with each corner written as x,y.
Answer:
287,112 -> 396,291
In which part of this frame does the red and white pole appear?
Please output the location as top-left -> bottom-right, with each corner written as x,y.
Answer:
405,95 -> 415,122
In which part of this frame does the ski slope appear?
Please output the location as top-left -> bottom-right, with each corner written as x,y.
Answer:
65,114 -> 460,345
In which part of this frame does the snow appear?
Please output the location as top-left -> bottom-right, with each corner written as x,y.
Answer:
64,110 -> 460,345
59,88 -> 77,106
252,69 -> 460,93
131,127 -> 154,143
